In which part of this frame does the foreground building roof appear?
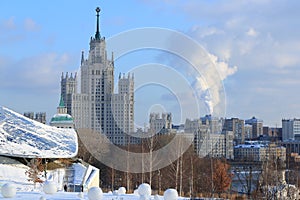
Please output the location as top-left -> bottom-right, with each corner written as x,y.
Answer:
0,106 -> 78,158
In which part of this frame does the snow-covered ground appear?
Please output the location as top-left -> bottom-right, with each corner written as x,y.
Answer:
0,190 -> 151,200
0,160 -> 182,200
0,106 -> 78,158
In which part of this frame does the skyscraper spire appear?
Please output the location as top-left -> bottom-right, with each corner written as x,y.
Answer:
111,52 -> 114,66
95,7 -> 101,40
81,50 -> 84,64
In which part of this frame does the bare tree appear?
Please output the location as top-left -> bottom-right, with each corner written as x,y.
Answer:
25,158 -> 44,188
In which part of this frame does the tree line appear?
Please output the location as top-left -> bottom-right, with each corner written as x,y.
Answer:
76,129 -> 232,198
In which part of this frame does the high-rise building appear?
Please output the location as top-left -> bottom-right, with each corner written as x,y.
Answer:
244,124 -> 252,140
24,112 -> 46,124
245,116 -> 263,138
200,114 -> 224,134
223,118 -> 245,145
185,118 -> 233,159
149,113 -> 172,134
282,118 -> 300,141
61,72 -> 77,116
61,7 -> 134,145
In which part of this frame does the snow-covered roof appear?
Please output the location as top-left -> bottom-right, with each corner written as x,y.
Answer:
0,106 -> 78,158
234,144 -> 266,149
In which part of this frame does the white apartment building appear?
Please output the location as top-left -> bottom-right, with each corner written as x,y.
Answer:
185,118 -> 234,159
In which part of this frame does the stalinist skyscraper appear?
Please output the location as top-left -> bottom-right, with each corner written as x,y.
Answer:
61,7 -> 134,145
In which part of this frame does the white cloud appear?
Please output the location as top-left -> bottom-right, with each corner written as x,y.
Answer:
1,17 -> 16,30
24,18 -> 40,32
191,26 -> 224,38
275,54 -> 300,68
0,53 -> 76,89
142,0 -> 300,123
246,28 -> 258,37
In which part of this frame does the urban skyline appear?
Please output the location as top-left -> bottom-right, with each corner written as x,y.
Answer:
1,1 -> 300,127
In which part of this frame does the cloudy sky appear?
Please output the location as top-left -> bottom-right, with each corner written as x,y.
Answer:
1,0 -> 300,127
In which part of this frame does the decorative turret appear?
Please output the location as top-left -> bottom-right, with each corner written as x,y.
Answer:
57,95 -> 67,114
50,95 -> 74,129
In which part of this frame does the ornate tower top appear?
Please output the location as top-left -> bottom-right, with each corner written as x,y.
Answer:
59,95 -> 65,107
95,7 -> 101,40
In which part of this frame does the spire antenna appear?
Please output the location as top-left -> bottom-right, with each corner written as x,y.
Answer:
81,50 -> 84,64
95,7 -> 101,40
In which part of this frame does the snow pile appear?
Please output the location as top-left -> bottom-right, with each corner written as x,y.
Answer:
0,160 -> 33,192
164,189 -> 178,200
0,106 -> 78,158
118,186 -> 126,194
88,187 -> 103,200
138,183 -> 151,200
43,181 -> 57,194
1,183 -> 16,198
138,183 -> 151,196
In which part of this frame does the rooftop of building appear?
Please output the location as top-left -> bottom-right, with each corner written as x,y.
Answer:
245,116 -> 263,124
50,113 -> 74,123
234,144 -> 266,149
235,140 -> 286,149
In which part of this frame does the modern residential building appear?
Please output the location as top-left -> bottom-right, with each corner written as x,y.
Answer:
223,118 -> 245,145
224,130 -> 234,160
185,118 -> 233,159
280,140 -> 300,154
282,118 -> 300,141
234,141 -> 286,162
263,126 -> 282,141
61,7 -> 134,145
245,116 -> 263,138
244,124 -> 252,140
200,114 -> 224,134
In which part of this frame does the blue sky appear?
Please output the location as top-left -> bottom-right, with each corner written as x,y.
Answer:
1,0 -> 300,127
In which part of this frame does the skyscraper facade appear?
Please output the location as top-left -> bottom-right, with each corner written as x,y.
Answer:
245,116 -> 263,138
223,118 -> 245,145
61,7 -> 134,145
282,118 -> 300,141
